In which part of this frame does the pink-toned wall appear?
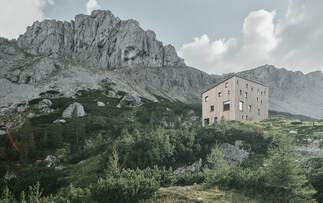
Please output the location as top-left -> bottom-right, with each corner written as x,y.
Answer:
202,76 -> 268,126
202,77 -> 236,126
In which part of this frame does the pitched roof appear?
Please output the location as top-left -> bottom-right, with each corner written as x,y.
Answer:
201,74 -> 266,94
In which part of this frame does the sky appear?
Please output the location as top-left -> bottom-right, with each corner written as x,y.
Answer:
0,0 -> 322,74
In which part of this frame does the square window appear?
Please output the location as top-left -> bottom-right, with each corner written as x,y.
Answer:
210,105 -> 214,112
223,101 -> 230,111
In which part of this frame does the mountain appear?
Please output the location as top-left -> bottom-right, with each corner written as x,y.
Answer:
0,9 -> 323,121
239,65 -> 323,119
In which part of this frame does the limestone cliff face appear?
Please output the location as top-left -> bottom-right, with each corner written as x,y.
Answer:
16,10 -> 185,69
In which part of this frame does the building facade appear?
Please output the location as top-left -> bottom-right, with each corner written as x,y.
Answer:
202,75 -> 268,126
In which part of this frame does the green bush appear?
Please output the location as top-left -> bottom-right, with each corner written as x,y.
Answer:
91,151 -> 160,203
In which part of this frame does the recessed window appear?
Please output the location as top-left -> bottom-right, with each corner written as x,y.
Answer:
225,82 -> 229,88
257,97 -> 259,102
239,101 -> 244,112
205,96 -> 209,102
228,90 -> 230,95
204,118 -> 210,126
223,101 -> 230,111
246,115 -> 248,120
246,83 -> 248,88
251,87 -> 253,92
248,105 -> 252,112
257,108 -> 260,116
261,91 -> 263,96
242,115 -> 244,119
245,92 -> 248,99
240,90 -> 242,96
261,100 -> 263,105
210,105 -> 214,112
218,92 -> 222,97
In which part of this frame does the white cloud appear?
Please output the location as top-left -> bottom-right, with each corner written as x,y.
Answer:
179,0 -> 323,74
0,0 -> 55,39
86,0 -> 100,15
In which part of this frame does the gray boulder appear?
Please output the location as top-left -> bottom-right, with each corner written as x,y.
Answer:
221,140 -> 250,166
117,93 -> 143,107
37,99 -> 53,113
62,102 -> 86,118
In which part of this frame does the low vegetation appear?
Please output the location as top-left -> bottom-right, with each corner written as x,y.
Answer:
1,89 -> 323,202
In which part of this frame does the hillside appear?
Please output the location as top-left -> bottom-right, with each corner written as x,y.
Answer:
1,8 -> 323,203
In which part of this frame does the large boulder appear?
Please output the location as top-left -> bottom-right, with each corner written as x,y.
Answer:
37,99 -> 53,113
117,93 -> 143,107
62,102 -> 86,118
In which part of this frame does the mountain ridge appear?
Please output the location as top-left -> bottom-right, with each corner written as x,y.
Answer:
0,10 -> 323,120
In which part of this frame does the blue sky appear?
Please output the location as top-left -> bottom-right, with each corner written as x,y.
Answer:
0,0 -> 322,74
43,0 -> 288,49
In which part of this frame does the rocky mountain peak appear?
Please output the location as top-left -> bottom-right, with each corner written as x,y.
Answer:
16,9 -> 185,69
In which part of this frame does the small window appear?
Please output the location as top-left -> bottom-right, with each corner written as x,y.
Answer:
228,90 -> 230,95
223,101 -> 230,111
261,91 -> 263,96
205,96 -> 209,102
225,82 -> 229,88
261,100 -> 263,105
204,118 -> 210,126
257,97 -> 259,102
242,115 -> 244,119
239,101 -> 244,112
210,105 -> 214,112
240,90 -> 242,96
264,90 -> 266,95
218,92 -> 222,97
246,83 -> 248,88
214,117 -> 218,123
245,92 -> 248,99
248,105 -> 252,112
246,115 -> 248,120
251,87 -> 253,92
237,80 -> 239,85
257,108 -> 260,116
257,89 -> 260,94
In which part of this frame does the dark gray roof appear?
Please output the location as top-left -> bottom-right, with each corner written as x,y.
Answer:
201,74 -> 266,94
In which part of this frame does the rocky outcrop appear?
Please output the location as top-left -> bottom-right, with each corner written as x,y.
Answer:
117,93 -> 143,107
62,102 -> 86,118
16,10 -> 185,69
221,141 -> 250,166
174,158 -> 202,175
37,99 -> 53,113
